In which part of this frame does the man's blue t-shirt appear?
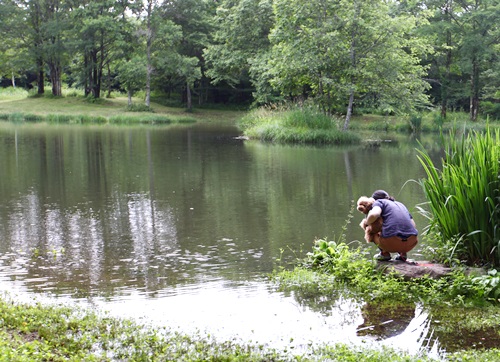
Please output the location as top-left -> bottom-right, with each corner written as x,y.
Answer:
373,199 -> 418,239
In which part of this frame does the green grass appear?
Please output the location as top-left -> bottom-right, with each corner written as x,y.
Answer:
239,104 -> 361,144
0,88 -> 244,124
2,89 -> 496,133
0,87 -> 29,100
348,110 -> 496,133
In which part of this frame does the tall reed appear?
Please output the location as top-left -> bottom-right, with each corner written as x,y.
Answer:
417,128 -> 500,266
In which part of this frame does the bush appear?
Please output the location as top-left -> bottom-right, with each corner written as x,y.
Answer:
481,101 -> 500,121
0,87 -> 29,100
408,113 -> 422,132
126,103 -> 154,112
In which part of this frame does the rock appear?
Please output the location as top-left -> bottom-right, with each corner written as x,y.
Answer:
375,260 -> 452,280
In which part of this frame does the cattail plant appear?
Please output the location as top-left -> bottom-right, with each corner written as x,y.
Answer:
417,128 -> 500,266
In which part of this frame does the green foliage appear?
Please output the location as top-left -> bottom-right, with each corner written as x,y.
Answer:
116,56 -> 148,97
481,101 -> 500,120
126,103 -> 154,113
267,0 -> 431,121
302,239 -> 370,278
447,349 -> 500,362
0,87 -> 28,100
419,0 -> 500,121
274,235 -> 499,307
239,104 -> 360,144
313,344 -> 437,362
0,111 -> 195,126
417,128 -> 500,266
83,96 -> 109,105
7,113 -> 27,123
45,114 -> 107,124
282,107 -> 335,130
471,269 -> 500,302
408,113 -> 423,132
203,0 -> 274,87
431,112 -> 445,128
0,297 -> 293,361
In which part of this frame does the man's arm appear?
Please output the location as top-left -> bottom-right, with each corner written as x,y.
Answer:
367,206 -> 382,224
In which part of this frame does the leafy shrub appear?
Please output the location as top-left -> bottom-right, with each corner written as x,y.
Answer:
45,114 -> 73,123
126,103 -> 154,112
24,113 -> 43,122
0,87 -> 29,99
282,107 -> 335,130
65,90 -> 81,98
432,112 -> 445,128
472,269 -> 500,302
7,113 -> 25,122
408,113 -> 422,132
83,95 -> 108,104
480,101 -> 500,120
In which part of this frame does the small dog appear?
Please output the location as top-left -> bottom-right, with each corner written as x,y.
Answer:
357,196 -> 383,243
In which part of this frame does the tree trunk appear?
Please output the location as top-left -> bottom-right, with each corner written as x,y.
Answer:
11,72 -> 16,88
128,89 -> 132,106
343,1 -> 358,131
343,90 -> 354,131
145,0 -> 153,108
37,61 -> 45,94
441,6 -> 452,119
86,53 -> 94,97
186,81 -> 192,112
31,1 -> 44,94
91,50 -> 100,98
470,56 -> 480,122
107,64 -> 112,98
84,54 -> 90,96
49,63 -> 62,96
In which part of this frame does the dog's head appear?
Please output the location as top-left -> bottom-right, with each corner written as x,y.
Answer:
357,196 -> 375,214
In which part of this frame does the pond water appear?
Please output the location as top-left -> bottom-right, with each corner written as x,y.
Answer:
0,121 -> 457,357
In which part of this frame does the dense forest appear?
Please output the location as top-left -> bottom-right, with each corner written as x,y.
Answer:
1,0 -> 499,123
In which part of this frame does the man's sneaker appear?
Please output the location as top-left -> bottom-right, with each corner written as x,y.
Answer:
374,252 -> 391,261
395,253 -> 407,262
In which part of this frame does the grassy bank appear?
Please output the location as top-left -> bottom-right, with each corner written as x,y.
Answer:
2,88 -> 496,135
0,89 -> 244,125
239,103 -> 497,144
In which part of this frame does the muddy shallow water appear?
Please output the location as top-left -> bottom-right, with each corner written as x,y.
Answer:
0,121 -> 491,357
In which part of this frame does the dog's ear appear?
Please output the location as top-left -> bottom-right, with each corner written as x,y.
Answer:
356,196 -> 369,214
356,197 -> 367,212
357,202 -> 369,214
